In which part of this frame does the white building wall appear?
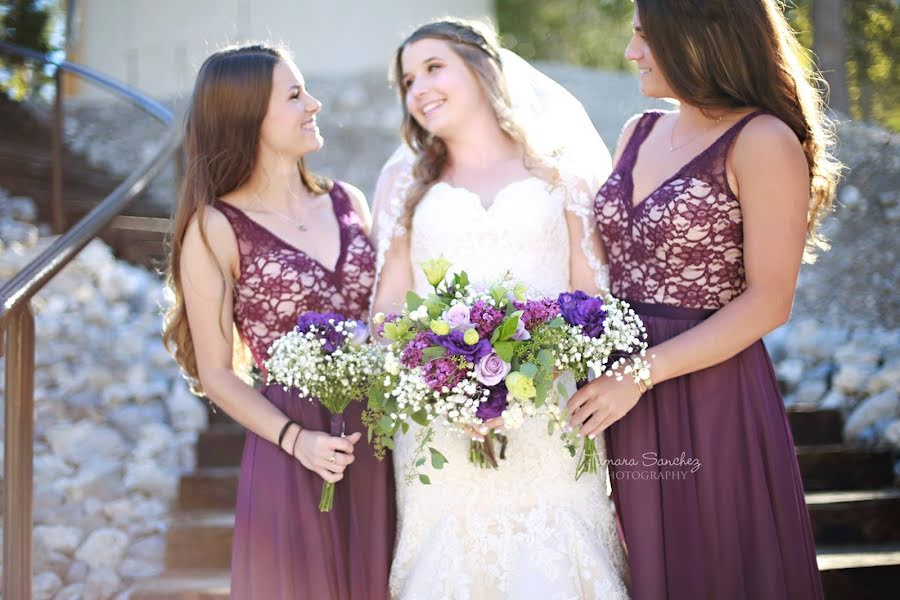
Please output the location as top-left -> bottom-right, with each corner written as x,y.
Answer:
71,0 -> 494,99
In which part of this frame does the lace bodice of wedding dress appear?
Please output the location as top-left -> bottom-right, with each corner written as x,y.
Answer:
390,177 -> 629,600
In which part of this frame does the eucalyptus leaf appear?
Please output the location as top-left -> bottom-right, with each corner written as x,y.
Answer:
419,474 -> 431,485
429,447 -> 448,469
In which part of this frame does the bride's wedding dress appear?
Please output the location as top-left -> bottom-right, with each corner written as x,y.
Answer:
386,176 -> 629,600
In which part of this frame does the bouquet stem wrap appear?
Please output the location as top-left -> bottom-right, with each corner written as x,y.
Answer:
319,413 -> 346,512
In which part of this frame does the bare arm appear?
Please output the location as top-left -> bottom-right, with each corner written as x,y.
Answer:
181,208 -> 359,482
567,115 -> 810,436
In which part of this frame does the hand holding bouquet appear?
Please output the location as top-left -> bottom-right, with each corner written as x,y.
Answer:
265,311 -> 381,510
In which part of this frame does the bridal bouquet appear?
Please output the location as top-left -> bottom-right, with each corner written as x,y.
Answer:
366,257 -> 650,483
265,311 -> 382,511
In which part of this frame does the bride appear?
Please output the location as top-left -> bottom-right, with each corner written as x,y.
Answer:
371,18 -> 629,600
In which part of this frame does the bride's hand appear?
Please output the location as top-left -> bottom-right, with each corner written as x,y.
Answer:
463,417 -> 504,442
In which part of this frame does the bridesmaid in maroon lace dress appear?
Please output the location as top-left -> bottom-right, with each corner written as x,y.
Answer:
162,44 -> 394,599
567,2 -> 841,599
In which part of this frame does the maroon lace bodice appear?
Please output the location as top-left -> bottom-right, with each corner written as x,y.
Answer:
594,110 -> 764,309
215,182 -> 376,371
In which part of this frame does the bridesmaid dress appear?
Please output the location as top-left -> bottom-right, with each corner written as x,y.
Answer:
215,182 -> 395,599
594,110 -> 824,600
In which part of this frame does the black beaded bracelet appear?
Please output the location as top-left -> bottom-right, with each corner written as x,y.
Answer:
277,419 -> 298,449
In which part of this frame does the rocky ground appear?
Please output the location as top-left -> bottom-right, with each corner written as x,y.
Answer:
4,63 -> 898,597
0,191 -> 207,599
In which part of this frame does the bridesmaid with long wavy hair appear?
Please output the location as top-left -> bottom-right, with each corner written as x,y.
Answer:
568,1 -> 840,598
162,44 -> 394,599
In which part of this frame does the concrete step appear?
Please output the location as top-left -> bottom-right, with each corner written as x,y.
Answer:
797,445 -> 895,491
130,569 -> 230,600
787,407 -> 844,446
177,467 -> 239,511
817,544 -> 900,600
807,489 -> 900,545
165,511 -> 234,571
196,425 -> 244,469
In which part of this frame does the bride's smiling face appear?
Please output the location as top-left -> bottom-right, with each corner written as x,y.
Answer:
400,38 -> 487,137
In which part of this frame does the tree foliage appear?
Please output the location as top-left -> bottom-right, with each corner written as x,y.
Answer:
497,0 -> 898,131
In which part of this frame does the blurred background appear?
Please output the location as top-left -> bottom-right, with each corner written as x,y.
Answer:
0,1 -> 898,599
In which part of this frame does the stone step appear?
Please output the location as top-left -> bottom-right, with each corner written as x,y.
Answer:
130,569 -> 230,600
165,512 -> 234,571
786,407 -> 844,446
797,445 -> 895,491
196,425 -> 244,469
807,489 -> 900,545
817,544 -> 900,600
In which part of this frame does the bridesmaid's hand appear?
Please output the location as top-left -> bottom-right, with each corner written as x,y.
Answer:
566,377 -> 642,439
292,430 -> 362,483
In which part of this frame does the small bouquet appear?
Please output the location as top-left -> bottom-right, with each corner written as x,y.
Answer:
265,311 -> 382,511
552,291 -> 650,479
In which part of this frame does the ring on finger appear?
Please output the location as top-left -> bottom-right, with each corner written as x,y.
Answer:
329,453 -> 336,463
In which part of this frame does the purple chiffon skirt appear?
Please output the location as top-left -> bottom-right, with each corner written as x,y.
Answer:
606,302 -> 823,600
230,384 -> 395,599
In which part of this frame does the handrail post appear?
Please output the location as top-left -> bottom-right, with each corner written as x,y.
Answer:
51,67 -> 66,234
2,305 -> 36,600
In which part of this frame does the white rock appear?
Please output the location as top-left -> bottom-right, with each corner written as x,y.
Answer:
119,557 -> 164,579
46,422 -> 127,466
83,567 -> 121,600
54,583 -> 86,600
34,549 -> 70,580
834,341 -> 881,367
127,535 -> 165,562
133,423 -> 176,460
34,455 -> 75,485
794,380 -> 828,406
166,381 -> 208,432
124,460 -> 177,499
34,525 -> 83,555
1,196 -> 39,221
33,571 -> 63,600
64,558 -> 89,583
839,184 -> 863,209
844,390 -> 900,440
0,219 -> 39,246
62,459 -> 123,502
75,528 -> 129,570
821,390 -> 852,410
776,358 -> 806,390
883,420 -> 900,450
833,362 -> 879,395
868,360 -> 900,395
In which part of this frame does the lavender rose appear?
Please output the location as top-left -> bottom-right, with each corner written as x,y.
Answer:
475,352 -> 511,386
445,304 -> 472,330
557,291 -> 607,338
476,384 -> 509,421
437,330 -> 492,362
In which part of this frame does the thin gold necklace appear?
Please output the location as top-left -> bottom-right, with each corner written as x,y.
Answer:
251,192 -> 308,232
669,114 -> 724,152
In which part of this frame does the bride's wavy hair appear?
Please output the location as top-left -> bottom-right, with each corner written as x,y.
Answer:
162,43 -> 331,394
635,0 -> 841,262
392,18 -> 550,229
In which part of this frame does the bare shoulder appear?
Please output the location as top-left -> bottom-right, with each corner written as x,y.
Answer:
612,112 -> 652,166
731,114 -> 805,167
182,204 -> 239,274
337,181 -> 373,231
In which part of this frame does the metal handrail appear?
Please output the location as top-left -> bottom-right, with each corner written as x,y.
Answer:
0,41 -> 182,600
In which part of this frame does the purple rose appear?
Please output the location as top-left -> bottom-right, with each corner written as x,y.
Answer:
437,330 -> 492,362
474,352 -> 511,386
476,384 -> 509,420
557,291 -> 607,338
296,311 -> 347,353
445,304 -> 472,330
